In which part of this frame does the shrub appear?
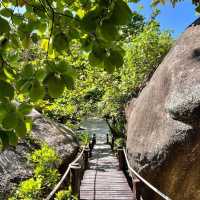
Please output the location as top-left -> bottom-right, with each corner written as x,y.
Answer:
9,144 -> 61,199
54,187 -> 78,200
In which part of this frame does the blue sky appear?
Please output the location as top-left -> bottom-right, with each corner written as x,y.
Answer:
129,0 -> 198,38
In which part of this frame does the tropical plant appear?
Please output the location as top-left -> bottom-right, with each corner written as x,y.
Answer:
0,0 -> 135,147
54,187 -> 78,200
9,144 -> 61,200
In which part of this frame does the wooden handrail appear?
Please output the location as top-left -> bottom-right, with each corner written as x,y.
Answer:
122,148 -> 172,200
44,147 -> 86,200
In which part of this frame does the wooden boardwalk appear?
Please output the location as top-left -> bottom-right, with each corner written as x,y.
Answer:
80,143 -> 134,200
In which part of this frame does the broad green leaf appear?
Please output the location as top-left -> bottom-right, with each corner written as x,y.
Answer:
11,14 -> 23,25
19,80 -> 32,93
0,80 -> 14,100
0,103 -> 7,123
62,74 -> 75,90
103,57 -> 116,73
22,37 -> 31,49
0,131 -> 9,149
2,111 -> 18,130
110,0 -> 132,25
15,118 -> 27,138
98,21 -> 119,41
0,16 -> 10,34
81,9 -> 99,32
40,39 -> 49,51
31,33 -> 39,43
47,74 -> 65,98
35,68 -> 47,82
18,103 -> 33,115
30,80 -> 45,101
3,67 -> 15,81
24,117 -> 32,132
9,132 -> 18,146
53,33 -> 69,52
89,46 -> 106,66
21,64 -> 34,78
0,8 -> 13,17
109,50 -> 124,68
89,52 -> 103,66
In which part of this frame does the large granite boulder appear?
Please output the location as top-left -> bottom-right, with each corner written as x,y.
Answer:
0,109 -> 79,199
126,21 -> 200,200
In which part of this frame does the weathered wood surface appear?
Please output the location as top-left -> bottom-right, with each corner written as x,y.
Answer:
80,143 -> 134,200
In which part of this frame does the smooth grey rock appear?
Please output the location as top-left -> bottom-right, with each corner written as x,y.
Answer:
0,110 -> 79,199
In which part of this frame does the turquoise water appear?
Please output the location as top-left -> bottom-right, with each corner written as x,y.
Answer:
80,118 -> 110,142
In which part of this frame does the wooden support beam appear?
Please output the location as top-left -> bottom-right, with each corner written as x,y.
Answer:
117,148 -> 126,171
132,178 -> 142,200
71,163 -> 81,198
84,148 -> 89,170
106,133 -> 109,144
89,142 -> 93,157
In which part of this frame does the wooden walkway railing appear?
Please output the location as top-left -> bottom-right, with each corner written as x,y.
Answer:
45,133 -> 172,200
80,143 -> 133,200
45,136 -> 96,200
117,148 -> 172,200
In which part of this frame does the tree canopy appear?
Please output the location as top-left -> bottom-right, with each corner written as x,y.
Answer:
0,0 -> 136,147
0,0 -> 196,148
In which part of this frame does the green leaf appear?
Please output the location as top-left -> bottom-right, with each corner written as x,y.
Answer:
89,46 -> 106,67
98,21 -> 119,41
81,9 -> 99,32
47,74 -> 65,98
0,80 -> 14,100
0,8 -> 13,17
2,111 -> 18,130
103,50 -> 123,72
0,131 -> 9,149
18,103 -> 33,115
35,68 -> 47,82
24,117 -> 32,132
30,80 -> 45,101
31,33 -> 39,43
0,16 -> 10,34
19,80 -> 32,93
110,0 -> 132,25
11,14 -> 24,25
103,57 -> 116,73
21,64 -> 34,78
62,74 -> 75,90
9,132 -> 18,146
109,50 -> 124,68
15,118 -> 27,138
53,33 -> 69,52
195,5 -> 200,13
0,103 -> 7,123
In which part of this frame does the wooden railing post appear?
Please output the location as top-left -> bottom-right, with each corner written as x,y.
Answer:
132,178 -> 142,200
89,142 -> 93,157
106,133 -> 109,144
117,148 -> 125,171
111,136 -> 114,150
92,134 -> 96,147
71,163 -> 81,198
84,148 -> 89,170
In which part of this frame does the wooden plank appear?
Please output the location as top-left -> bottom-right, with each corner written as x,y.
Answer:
80,144 -> 135,200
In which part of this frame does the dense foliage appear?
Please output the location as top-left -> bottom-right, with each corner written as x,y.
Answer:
39,19 -> 172,139
9,144 -> 60,199
0,0 -> 197,148
0,0 -> 136,147
9,144 -> 76,200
